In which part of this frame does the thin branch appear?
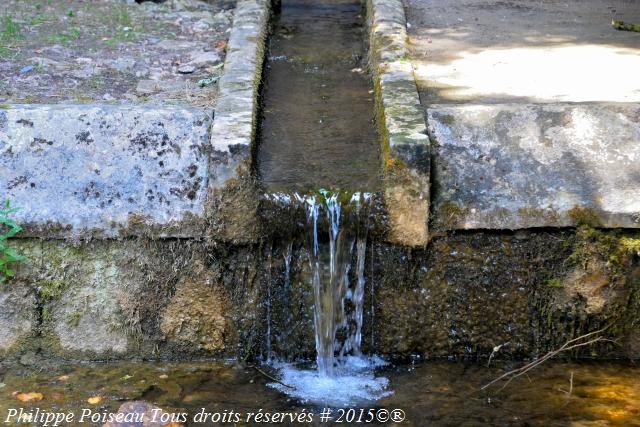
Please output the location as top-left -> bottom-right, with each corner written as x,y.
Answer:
248,365 -> 294,389
481,327 -> 614,391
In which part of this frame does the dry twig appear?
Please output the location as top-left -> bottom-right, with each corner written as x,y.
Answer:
481,327 -> 615,391
248,365 -> 294,389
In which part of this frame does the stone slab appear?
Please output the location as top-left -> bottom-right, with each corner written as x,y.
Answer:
0,104 -> 211,238
429,103 -> 640,230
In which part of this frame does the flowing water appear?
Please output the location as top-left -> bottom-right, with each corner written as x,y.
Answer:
257,0 -> 381,192
3,0 -> 637,425
257,0 -> 385,402
1,360 -> 639,426
263,191 -> 387,404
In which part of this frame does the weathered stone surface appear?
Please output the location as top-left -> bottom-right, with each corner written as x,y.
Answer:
3,238 -> 269,360
0,104 -> 211,238
0,282 -> 36,355
430,104 -> 640,230
205,0 -> 270,245
367,0 -> 430,246
160,268 -> 231,353
209,0 -> 270,188
375,229 -> 640,359
9,239 -> 194,359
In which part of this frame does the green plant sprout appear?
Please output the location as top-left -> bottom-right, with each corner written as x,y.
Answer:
0,199 -> 26,284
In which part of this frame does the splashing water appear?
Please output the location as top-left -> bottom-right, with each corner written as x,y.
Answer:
305,190 -> 371,376
269,356 -> 391,406
265,190 -> 390,405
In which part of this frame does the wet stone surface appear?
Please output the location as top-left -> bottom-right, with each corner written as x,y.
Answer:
0,0 -> 235,106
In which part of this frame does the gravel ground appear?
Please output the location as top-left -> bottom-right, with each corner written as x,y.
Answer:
0,0 -> 236,106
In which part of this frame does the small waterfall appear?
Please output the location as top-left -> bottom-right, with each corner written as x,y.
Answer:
266,190 -> 390,405
353,237 -> 367,356
283,241 -> 293,291
303,190 -> 370,377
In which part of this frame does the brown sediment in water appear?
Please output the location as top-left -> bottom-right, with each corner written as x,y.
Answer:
0,360 -> 639,426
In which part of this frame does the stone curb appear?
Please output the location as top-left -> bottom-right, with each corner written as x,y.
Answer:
366,0 -> 430,247
208,0 -> 271,188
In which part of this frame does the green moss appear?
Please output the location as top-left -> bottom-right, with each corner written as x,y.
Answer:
42,306 -> 50,322
437,201 -> 468,229
568,226 -> 639,275
619,237 -> 640,257
545,278 -> 564,289
612,20 -> 640,33
66,311 -> 82,327
560,225 -> 640,351
568,207 -> 602,228
39,279 -> 68,301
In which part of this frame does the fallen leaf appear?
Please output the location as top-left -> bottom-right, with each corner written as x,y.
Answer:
87,396 -> 102,404
15,392 -> 44,402
58,375 -> 70,381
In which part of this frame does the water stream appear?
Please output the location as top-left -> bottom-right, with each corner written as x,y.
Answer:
265,191 -> 389,405
257,0 -> 389,405
258,0 -> 380,193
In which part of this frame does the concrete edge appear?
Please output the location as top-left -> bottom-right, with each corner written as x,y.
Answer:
366,0 -> 431,247
208,0 -> 271,188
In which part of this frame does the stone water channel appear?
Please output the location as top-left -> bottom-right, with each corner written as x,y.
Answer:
1,0 -> 640,425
